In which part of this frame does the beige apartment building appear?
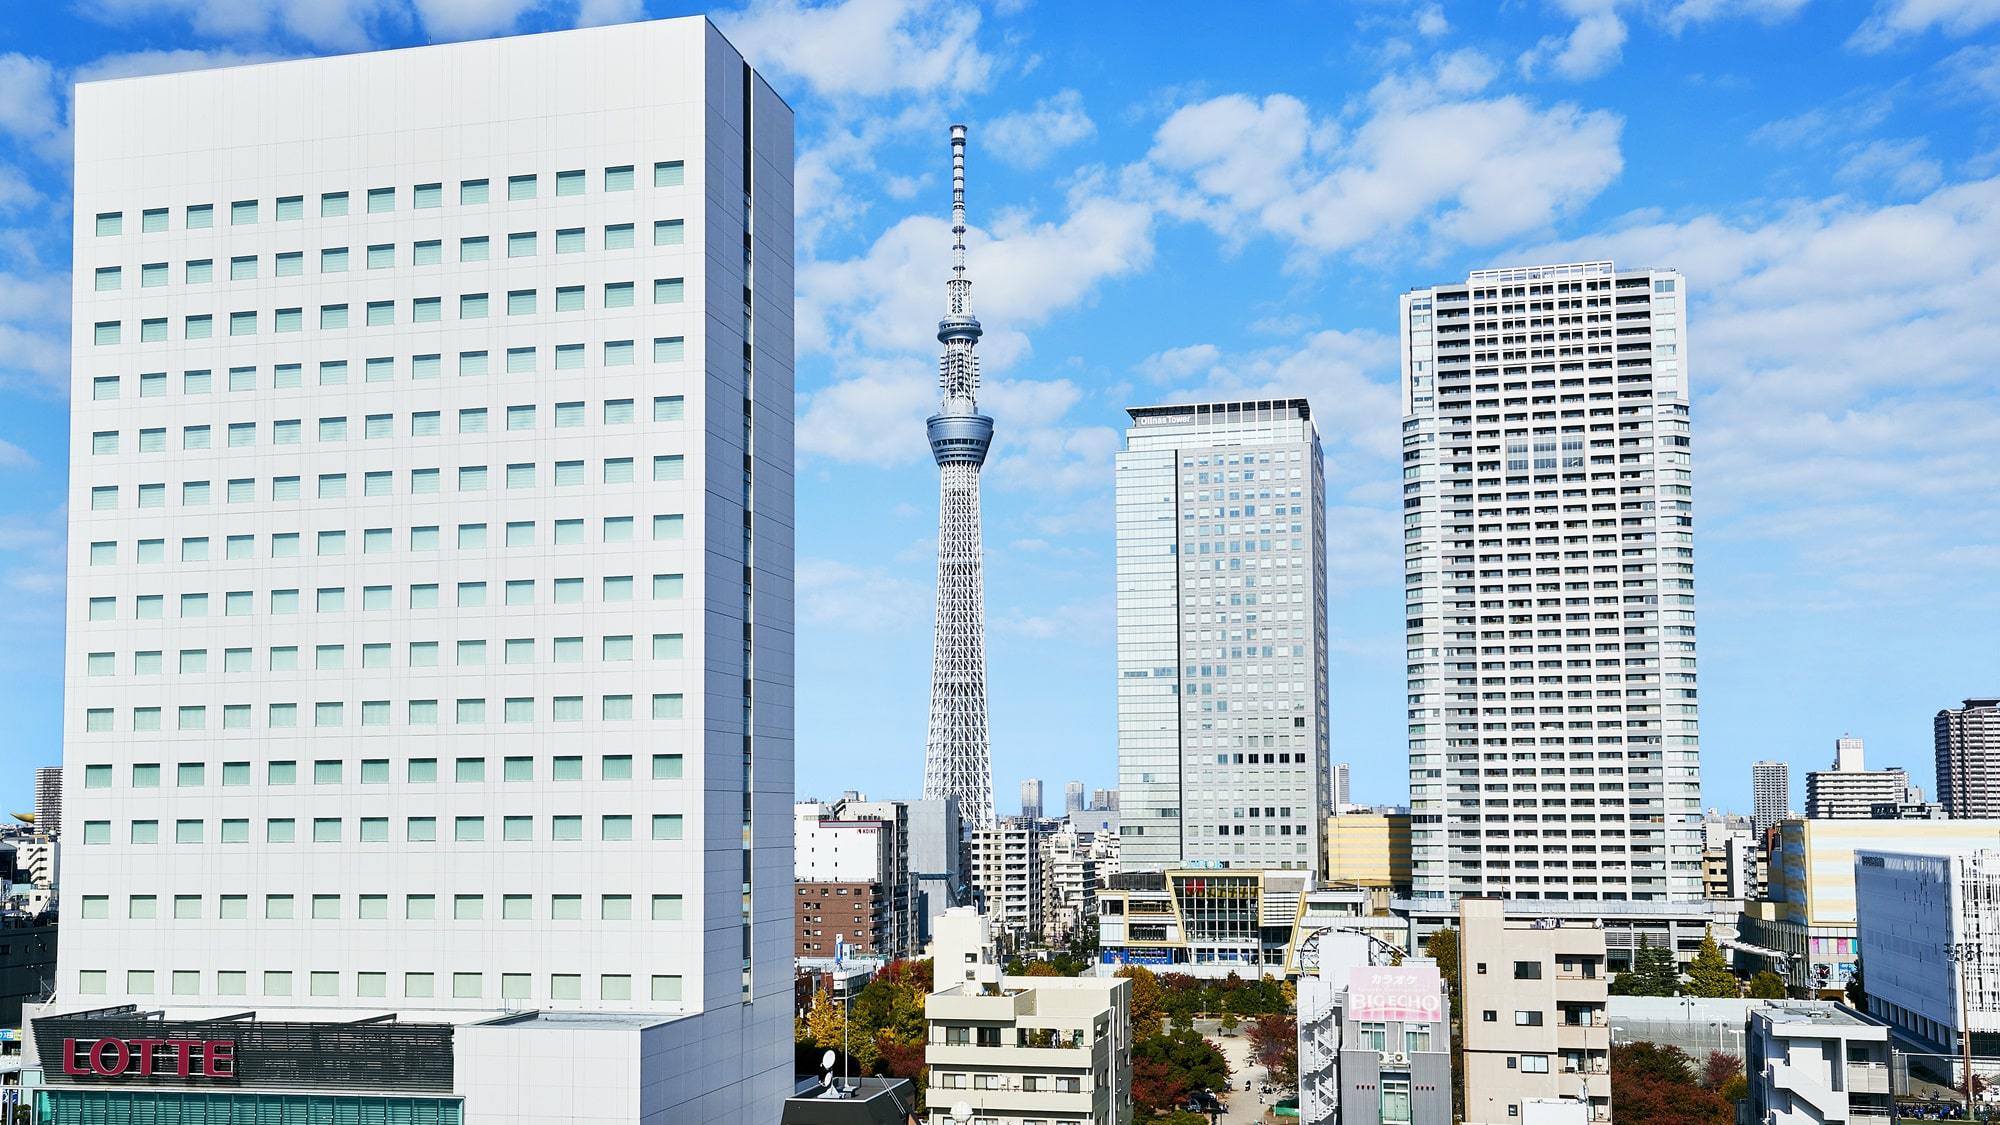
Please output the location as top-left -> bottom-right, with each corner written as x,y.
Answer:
1460,898 -> 1611,1124
926,908 -> 1133,1124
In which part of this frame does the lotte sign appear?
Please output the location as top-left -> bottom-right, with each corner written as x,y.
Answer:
61,1038 -> 237,1079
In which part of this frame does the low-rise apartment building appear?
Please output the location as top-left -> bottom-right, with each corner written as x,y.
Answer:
925,909 -> 1133,1124
1745,1002 -> 1892,1123
1459,898 -> 1610,1125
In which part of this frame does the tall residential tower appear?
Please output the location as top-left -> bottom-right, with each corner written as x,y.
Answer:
1401,262 -> 1701,902
1115,400 -> 1330,872
921,126 -> 995,830
1937,698 -> 2000,818
44,21 -> 794,1120
1754,760 -> 1791,833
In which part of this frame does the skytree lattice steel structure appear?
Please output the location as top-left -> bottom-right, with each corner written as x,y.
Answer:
922,123 -> 995,829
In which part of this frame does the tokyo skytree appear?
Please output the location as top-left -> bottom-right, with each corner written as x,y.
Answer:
921,124 -> 995,828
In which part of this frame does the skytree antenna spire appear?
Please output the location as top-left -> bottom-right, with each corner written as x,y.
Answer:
922,123 -> 995,829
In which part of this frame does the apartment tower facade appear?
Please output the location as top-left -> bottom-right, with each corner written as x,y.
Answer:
1937,698 -> 2000,819
1401,262 -> 1702,903
1115,399 -> 1330,873
48,20 -> 794,1121
1754,760 -> 1790,834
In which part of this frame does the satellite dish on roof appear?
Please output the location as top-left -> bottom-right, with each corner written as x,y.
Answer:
952,1101 -> 974,1124
821,1049 -> 837,1071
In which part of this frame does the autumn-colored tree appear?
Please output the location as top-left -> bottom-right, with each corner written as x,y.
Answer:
1132,1027 -> 1230,1114
1748,970 -> 1789,999
803,988 -> 846,1049
1116,965 -> 1165,1035
1424,927 -> 1461,1004
1701,1050 -> 1741,1090
1248,1014 -> 1299,1090
1611,1042 -> 1733,1125
1023,960 -> 1061,977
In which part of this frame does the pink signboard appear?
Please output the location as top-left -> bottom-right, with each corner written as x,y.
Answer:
1346,965 -> 1444,1024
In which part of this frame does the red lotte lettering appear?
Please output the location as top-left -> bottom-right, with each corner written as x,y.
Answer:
61,1038 -> 236,1079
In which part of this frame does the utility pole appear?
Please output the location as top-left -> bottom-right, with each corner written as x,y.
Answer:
1949,940 -> 1981,1117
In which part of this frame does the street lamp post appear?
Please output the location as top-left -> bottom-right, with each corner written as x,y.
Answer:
1947,941 -> 1981,1117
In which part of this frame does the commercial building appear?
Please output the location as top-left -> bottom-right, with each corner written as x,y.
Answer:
37,19 -> 794,1122
1090,788 -> 1118,812
898,797 -> 966,946
1040,824 -> 1098,946
1853,848 -> 2000,1069
1399,894 -> 1735,976
795,799 -> 916,959
1743,818 -> 2000,995
1753,761 -> 1790,834
1937,698 -> 2000,818
970,818 -> 1044,946
1400,261 -> 1704,904
0,920 -> 56,1024
1458,898 -> 1610,1125
1325,811 -> 1412,906
1332,762 -> 1351,811
1095,868 -> 1313,977
1065,781 -> 1086,818
1744,1002 -> 1893,1124
1021,779 -> 1043,820
925,909 -> 1133,1124
1804,736 -> 1910,819
1298,958 -> 1452,1125
1115,399 -> 1330,874
33,768 -> 60,838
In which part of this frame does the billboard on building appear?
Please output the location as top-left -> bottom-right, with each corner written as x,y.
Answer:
1346,965 -> 1444,1024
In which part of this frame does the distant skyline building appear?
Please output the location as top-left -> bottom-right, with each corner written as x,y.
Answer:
1332,762 -> 1350,810
32,766 -> 59,837
921,125 -> 996,830
1090,787 -> 1118,812
1754,760 -> 1791,834
1115,399 -> 1330,873
1064,780 -> 1085,817
1937,697 -> 2000,819
1020,778 -> 1043,819
1805,735 -> 1910,819
1401,261 -> 1702,903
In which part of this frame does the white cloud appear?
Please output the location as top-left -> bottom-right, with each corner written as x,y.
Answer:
1138,343 -> 1221,381
1415,3 -> 1450,37
410,0 -> 544,40
0,166 -> 39,211
797,557 -> 927,631
0,270 -> 71,396
1663,0 -> 1809,32
1837,137 -> 1944,195
1519,3 -> 1628,80
1851,0 -> 2000,50
0,55 -> 59,143
1517,176 -> 2000,601
73,48 -> 288,84
77,0 -> 399,51
1142,70 -> 1622,260
985,89 -> 1095,168
573,0 -> 642,26
0,440 -> 34,471
717,0 -> 993,99
1938,43 -> 2000,101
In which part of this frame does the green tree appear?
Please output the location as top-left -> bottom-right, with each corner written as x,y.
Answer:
1747,970 -> 1789,999
1845,957 -> 1868,1010
1131,1027 -> 1231,1114
1684,930 -> 1741,998
1610,945 -> 1683,997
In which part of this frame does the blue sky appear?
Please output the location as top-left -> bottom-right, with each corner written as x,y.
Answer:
0,0 -> 1997,817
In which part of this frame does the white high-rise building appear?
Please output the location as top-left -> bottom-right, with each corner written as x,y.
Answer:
1115,400 -> 1330,873
1401,262 -> 1702,903
1805,736 -> 1909,819
41,20 -> 793,1122
1331,761 -> 1351,810
1754,760 -> 1790,834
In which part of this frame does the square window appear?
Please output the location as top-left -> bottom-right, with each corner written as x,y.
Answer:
556,285 -> 584,311
508,174 -> 537,201
414,183 -> 442,208
187,204 -> 213,228
653,753 -> 683,779
96,212 -> 124,236
605,223 -> 635,250
508,289 -> 536,315
276,195 -> 303,220
605,165 -> 635,191
651,895 -> 684,921
556,169 -> 584,196
605,281 -> 635,307
556,228 -> 584,254
230,199 -> 258,225
654,219 -> 685,246
508,231 -> 536,258
655,160 -> 685,187
461,236 -> 490,262
461,178 -> 490,204
321,192 -> 349,217
366,186 -> 394,213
